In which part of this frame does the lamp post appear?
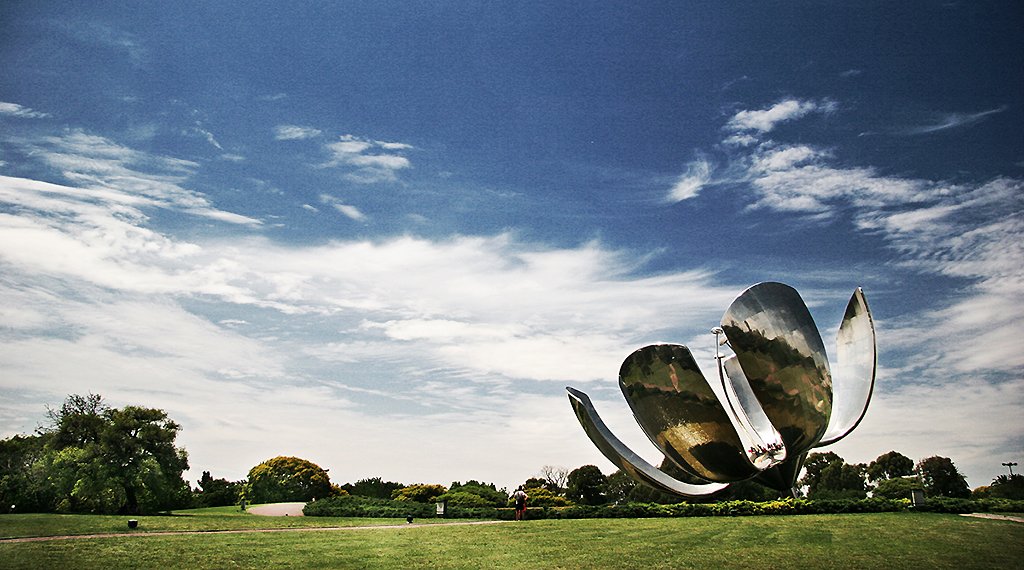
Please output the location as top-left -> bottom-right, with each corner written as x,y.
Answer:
1002,462 -> 1017,477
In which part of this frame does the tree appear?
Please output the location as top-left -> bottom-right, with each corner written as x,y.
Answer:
391,483 -> 447,503
799,451 -> 844,493
799,452 -> 866,499
247,456 -> 334,503
917,456 -> 970,498
518,486 -> 572,507
0,433 -> 52,512
442,480 -> 507,507
539,465 -> 569,493
974,474 -> 1024,500
604,470 -> 638,504
341,477 -> 404,499
29,395 -> 191,514
813,461 -> 868,500
872,477 -> 922,500
867,451 -> 915,482
102,406 -> 191,514
523,477 -> 548,491
195,471 -> 243,507
566,465 -> 608,505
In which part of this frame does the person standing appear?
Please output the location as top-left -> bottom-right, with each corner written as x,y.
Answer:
512,486 -> 528,521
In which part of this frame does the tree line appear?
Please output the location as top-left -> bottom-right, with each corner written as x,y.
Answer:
2,394 -> 1021,515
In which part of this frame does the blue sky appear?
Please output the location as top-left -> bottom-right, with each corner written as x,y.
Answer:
1,2 -> 1021,492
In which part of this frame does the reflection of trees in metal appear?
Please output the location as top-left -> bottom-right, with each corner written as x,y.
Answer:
567,282 -> 876,497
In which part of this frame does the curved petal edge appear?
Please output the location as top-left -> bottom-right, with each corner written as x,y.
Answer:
817,287 -> 876,446
566,387 -> 728,497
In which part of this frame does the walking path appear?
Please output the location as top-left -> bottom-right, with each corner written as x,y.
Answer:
960,513 -> 1024,523
0,519 -> 509,544
246,502 -> 305,516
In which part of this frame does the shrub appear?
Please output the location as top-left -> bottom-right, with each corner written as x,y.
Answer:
392,484 -> 447,503
247,456 -> 334,504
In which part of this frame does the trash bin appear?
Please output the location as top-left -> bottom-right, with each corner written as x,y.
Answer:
128,519 -> 139,529
435,499 -> 447,518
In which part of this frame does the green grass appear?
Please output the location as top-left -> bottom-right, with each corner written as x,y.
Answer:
1,512 -> 1022,569
0,505 -> 454,539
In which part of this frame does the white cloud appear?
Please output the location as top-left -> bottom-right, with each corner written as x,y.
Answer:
659,97 -> 1024,487
726,98 -> 835,134
318,193 -> 367,222
0,101 -> 50,119
8,130 -> 261,226
274,125 -> 323,140
0,160 -> 747,488
323,134 -> 414,183
667,158 -> 712,202
898,106 -> 1007,135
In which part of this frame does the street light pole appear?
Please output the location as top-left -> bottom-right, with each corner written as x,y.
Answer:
1001,462 -> 1017,477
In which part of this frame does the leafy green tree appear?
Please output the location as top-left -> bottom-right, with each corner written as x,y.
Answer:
974,474 -> 1024,500
341,477 -> 404,499
604,470 -> 638,504
442,480 -> 507,507
247,456 -> 334,503
567,465 -> 608,505
30,394 -> 191,514
195,471 -> 243,507
519,486 -> 573,507
872,477 -> 922,500
813,461 -> 868,499
917,456 -> 970,498
0,433 -> 52,512
799,451 -> 843,493
867,451 -> 915,482
391,483 -> 447,503
800,452 -> 866,499
523,477 -> 550,491
101,406 -> 191,514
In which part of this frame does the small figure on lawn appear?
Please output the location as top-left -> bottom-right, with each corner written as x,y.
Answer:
512,486 -> 528,521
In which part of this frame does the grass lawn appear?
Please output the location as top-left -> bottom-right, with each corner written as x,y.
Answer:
1,512 -> 1022,569
0,505 -> 456,539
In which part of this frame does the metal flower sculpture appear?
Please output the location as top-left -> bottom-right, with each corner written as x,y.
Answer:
566,282 -> 876,496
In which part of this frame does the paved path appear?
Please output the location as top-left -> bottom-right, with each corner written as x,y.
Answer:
960,513 -> 1024,523
0,520 -> 509,544
247,502 -> 306,516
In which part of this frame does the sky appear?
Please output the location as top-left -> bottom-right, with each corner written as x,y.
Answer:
1,2 -> 1021,494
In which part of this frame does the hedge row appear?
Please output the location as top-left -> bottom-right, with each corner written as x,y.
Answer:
304,495 -> 1024,519
303,495 -> 506,519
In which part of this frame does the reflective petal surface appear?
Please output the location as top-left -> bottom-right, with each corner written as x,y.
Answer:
818,287 -> 876,446
719,355 -> 787,470
566,387 -> 727,496
619,344 -> 759,483
565,282 -> 876,498
721,282 -> 832,456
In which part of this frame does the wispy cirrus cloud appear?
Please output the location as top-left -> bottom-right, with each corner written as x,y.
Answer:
56,21 -> 148,67
323,134 -> 414,183
677,98 -> 1024,380
274,125 -> 323,140
0,102 -> 51,119
896,106 -> 1008,135
666,157 -> 712,202
318,193 -> 367,222
8,129 -> 260,226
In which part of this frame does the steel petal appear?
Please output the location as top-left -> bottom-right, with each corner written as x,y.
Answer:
618,344 -> 760,482
566,387 -> 728,497
721,282 -> 832,456
818,287 -> 876,446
